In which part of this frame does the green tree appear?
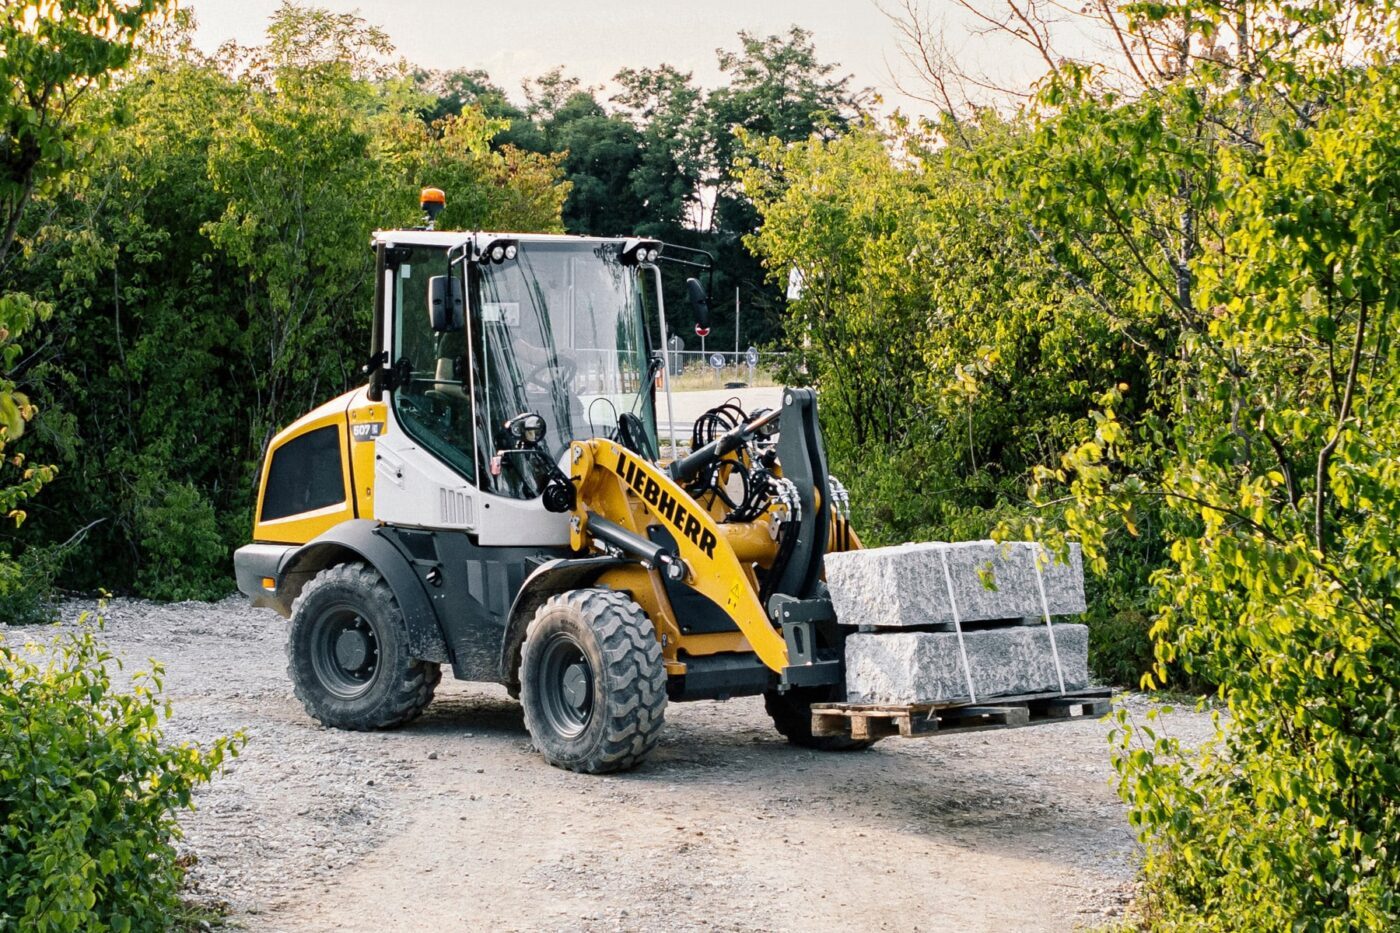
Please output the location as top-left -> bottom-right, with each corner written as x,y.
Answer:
706,27 -> 865,233
612,65 -> 706,234
11,33 -> 253,600
944,0 -> 1400,925
415,67 -> 545,152
8,6 -> 569,597
742,114 -> 1161,680
0,0 -> 167,269
1070,66 -> 1400,929
202,16 -> 397,453
703,28 -> 868,348
0,0 -> 169,616
537,86 -> 648,236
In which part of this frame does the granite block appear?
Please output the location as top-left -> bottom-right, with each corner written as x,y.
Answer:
825,540 -> 1086,628
844,624 -> 1091,705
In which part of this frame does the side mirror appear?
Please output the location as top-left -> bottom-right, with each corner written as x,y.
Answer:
428,275 -> 464,332
503,411 -> 547,449
685,277 -> 710,330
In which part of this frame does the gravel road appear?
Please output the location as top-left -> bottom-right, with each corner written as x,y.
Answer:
10,598 -> 1213,932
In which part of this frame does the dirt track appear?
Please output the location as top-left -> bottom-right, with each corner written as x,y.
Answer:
16,597 -> 1213,932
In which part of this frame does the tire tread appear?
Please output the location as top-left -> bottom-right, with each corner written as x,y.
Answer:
287,562 -> 440,731
520,587 -> 666,773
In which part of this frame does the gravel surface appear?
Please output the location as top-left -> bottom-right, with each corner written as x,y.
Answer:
7,597 -> 1214,932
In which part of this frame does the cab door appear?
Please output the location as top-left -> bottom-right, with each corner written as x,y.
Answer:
373,242 -> 483,531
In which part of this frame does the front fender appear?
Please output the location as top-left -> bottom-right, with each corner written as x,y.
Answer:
277,519 -> 450,664
499,556 -> 633,693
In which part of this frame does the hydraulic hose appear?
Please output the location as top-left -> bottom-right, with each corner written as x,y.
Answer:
667,408 -> 781,485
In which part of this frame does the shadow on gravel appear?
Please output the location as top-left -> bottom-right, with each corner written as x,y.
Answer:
403,692 -> 526,736
285,681 -> 1127,878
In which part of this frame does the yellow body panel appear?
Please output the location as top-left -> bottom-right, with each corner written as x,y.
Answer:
252,392 -> 359,545
346,394 -> 387,518
251,388 -> 389,546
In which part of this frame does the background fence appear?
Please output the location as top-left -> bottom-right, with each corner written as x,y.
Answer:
659,348 -> 789,389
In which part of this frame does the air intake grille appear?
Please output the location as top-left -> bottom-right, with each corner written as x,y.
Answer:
440,489 -> 474,526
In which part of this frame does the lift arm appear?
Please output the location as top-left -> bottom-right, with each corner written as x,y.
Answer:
567,439 -> 791,674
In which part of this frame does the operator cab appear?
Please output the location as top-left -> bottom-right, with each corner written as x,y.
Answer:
368,227 -> 668,546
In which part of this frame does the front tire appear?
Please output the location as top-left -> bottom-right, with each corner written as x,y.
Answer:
287,562 -> 440,730
520,588 -> 666,774
764,684 -> 877,751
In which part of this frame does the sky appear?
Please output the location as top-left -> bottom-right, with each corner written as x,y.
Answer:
185,0 -> 1065,120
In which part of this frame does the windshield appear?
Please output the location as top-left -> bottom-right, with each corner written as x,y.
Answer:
474,241 -> 656,498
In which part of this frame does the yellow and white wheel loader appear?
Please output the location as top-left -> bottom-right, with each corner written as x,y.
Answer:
235,190 -> 1105,773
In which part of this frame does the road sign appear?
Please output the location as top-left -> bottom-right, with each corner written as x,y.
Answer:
709,353 -> 725,369
695,325 -> 711,338
666,335 -> 685,376
745,346 -> 759,367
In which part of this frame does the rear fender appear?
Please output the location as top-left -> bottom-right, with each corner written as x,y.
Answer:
278,519 -> 450,663
499,556 -> 632,694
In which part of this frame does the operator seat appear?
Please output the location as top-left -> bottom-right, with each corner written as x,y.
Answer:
431,331 -> 468,401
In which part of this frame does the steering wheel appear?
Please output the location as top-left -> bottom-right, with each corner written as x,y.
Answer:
399,382 -> 464,433
524,355 -> 577,393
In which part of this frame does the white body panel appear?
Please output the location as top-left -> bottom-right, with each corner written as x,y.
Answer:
373,405 -> 569,547
473,485 -> 571,547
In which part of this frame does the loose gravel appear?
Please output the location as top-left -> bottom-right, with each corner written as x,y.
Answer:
4,597 -> 1215,932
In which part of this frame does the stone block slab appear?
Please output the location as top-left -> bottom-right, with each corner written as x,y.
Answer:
844,624 -> 1091,705
824,540 -> 1086,628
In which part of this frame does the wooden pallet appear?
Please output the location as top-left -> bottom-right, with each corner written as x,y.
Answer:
809,688 -> 1114,741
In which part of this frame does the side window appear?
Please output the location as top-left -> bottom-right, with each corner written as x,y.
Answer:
390,247 -> 477,483
260,426 -> 346,521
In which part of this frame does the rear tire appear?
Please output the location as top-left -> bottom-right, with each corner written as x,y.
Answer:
520,588 -> 666,773
764,684 -> 876,751
287,562 -> 440,730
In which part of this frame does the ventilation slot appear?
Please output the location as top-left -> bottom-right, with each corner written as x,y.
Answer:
439,489 -> 474,526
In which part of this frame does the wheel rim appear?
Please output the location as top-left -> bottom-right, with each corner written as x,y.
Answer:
309,604 -> 381,700
538,633 -> 594,738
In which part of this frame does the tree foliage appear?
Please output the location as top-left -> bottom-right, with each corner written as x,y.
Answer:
2,10 -> 867,601
414,27 -> 865,348
0,0 -> 167,616
0,0 -> 166,269
6,6 -> 567,598
750,0 -> 1400,925
741,116 -> 1161,677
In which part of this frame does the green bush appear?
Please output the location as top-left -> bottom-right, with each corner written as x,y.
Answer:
0,620 -> 241,930
1058,52 -> 1400,931
134,480 -> 229,602
0,543 -> 67,626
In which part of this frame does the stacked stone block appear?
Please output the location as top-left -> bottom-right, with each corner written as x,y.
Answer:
826,541 -> 1092,705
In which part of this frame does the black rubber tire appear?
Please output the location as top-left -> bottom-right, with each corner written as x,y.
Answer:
519,588 -> 666,774
286,562 -> 441,730
764,685 -> 877,751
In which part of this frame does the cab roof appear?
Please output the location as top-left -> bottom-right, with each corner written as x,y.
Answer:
370,230 -> 645,249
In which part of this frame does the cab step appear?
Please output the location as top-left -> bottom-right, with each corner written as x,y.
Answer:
809,687 -> 1113,741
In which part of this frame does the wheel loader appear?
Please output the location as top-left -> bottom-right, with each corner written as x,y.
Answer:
234,189 -> 1107,773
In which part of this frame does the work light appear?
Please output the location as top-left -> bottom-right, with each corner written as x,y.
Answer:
478,237 -> 520,264
620,239 -> 662,265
